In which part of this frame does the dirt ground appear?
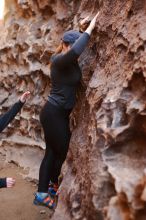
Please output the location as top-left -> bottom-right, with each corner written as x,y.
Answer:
0,161 -> 53,220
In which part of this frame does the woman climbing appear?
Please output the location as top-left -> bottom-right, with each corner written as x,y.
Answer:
0,91 -> 30,188
34,13 -> 99,209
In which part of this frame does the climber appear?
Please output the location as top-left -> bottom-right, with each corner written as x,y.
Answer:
33,13 -> 99,209
0,91 -> 30,188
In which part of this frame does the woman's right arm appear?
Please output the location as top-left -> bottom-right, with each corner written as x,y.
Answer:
54,13 -> 99,67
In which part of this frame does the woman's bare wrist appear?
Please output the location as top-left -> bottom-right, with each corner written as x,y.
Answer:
85,26 -> 93,35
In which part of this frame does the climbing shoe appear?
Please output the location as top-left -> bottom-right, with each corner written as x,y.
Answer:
48,182 -> 59,197
33,192 -> 55,209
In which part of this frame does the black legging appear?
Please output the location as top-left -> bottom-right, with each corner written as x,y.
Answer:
38,101 -> 71,192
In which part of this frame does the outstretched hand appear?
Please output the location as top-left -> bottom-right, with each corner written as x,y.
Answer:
20,91 -> 30,103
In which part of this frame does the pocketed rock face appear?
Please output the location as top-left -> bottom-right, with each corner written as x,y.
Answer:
0,0 -> 146,219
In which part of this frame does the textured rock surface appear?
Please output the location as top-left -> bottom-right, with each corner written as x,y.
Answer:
0,0 -> 146,219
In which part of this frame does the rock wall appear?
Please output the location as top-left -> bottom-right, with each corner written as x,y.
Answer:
0,0 -> 146,219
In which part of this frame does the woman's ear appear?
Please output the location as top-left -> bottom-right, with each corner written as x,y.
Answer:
62,43 -> 70,51
67,44 -> 71,50
55,42 -> 63,54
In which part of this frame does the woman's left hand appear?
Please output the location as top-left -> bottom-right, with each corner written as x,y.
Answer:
80,16 -> 90,26
79,16 -> 90,32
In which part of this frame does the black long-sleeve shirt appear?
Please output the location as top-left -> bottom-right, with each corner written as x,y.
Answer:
0,178 -> 7,188
48,32 -> 90,109
0,100 -> 24,133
